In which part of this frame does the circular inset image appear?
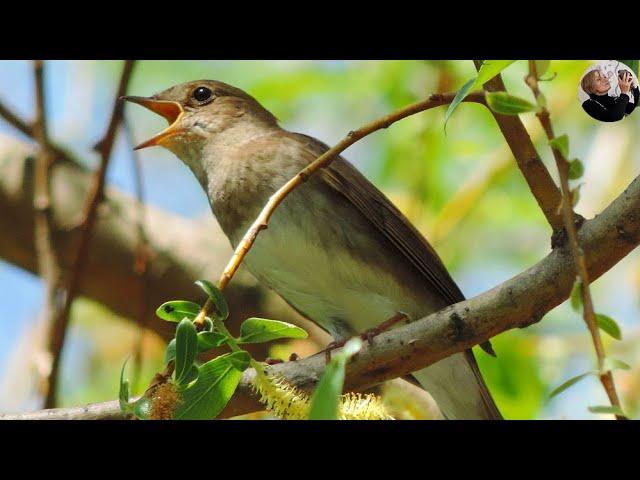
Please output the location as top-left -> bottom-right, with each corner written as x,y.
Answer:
578,61 -> 639,122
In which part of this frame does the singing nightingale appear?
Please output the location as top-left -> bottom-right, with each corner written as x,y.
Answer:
123,80 -> 502,420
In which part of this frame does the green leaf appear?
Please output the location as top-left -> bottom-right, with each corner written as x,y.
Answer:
588,405 -> 626,417
444,78 -> 475,132
571,184 -> 582,207
221,351 -> 251,372
596,314 -> 622,341
195,280 -> 229,320
485,92 -> 538,115
198,331 -> 228,351
308,338 -> 363,420
238,318 -> 308,344
603,358 -> 631,372
156,300 -> 202,323
570,277 -> 583,311
133,396 -> 151,420
568,159 -> 584,180
119,358 -> 130,412
534,60 -> 550,77
165,332 -> 229,363
475,60 -> 517,86
549,371 -> 596,399
549,134 -> 569,159
175,318 -> 198,386
164,339 -> 176,363
173,356 -> 243,420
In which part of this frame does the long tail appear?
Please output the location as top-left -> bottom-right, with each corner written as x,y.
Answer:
411,350 -> 502,420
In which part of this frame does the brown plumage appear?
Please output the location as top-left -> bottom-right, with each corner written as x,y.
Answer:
125,80 -> 502,419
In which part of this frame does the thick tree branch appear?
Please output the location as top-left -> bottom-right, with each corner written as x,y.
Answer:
0,135 -> 311,347
8,170 -> 639,420
473,60 -> 565,233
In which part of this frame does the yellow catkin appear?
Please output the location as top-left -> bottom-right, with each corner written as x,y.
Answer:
251,367 -> 393,420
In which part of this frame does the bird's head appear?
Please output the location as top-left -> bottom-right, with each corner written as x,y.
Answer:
122,80 -> 278,154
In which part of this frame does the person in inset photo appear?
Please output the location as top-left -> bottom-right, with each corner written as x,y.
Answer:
579,61 -> 639,122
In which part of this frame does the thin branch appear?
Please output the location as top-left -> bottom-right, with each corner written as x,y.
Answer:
123,115 -> 152,391
192,90 -> 488,327
8,169 -> 640,420
525,60 -> 624,418
44,60 -> 136,408
32,60 -> 63,394
473,60 -> 566,234
0,98 -> 33,137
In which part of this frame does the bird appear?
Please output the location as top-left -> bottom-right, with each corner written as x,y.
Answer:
123,80 -> 502,419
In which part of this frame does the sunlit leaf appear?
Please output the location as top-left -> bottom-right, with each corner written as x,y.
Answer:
603,358 -> 631,372
175,318 -> 198,386
570,277 -> 583,311
198,331 -> 228,350
549,371 -> 596,399
156,300 -> 202,323
444,78 -> 475,132
549,134 -> 569,159
568,159 -> 584,180
486,92 -> 538,115
195,280 -> 229,321
475,60 -> 517,86
596,314 -> 622,340
571,184 -> 582,207
119,358 -> 130,412
238,318 -> 308,344
588,405 -> 626,417
174,356 -> 243,420
221,351 -> 251,372
308,337 -> 363,420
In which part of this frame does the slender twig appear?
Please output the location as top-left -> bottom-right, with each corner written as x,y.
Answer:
123,115 -> 152,391
8,168 -> 640,419
525,60 -> 624,419
472,60 -> 566,235
192,90 -> 488,327
32,61 -> 63,392
0,98 -> 33,137
44,60 -> 136,408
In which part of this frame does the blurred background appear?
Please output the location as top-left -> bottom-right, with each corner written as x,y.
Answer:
0,60 -> 638,419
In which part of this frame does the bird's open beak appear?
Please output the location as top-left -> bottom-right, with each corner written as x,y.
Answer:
121,96 -> 184,150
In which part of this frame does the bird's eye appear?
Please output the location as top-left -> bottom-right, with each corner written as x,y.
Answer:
193,86 -> 212,102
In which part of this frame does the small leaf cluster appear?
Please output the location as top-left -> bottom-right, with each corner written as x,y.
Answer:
120,279 -> 307,420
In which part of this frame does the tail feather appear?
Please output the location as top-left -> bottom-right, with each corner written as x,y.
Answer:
411,350 -> 502,420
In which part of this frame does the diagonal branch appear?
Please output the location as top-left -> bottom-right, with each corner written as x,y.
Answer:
525,60 -> 623,418
44,60 -> 136,408
8,169 -> 639,420
473,60 -> 565,234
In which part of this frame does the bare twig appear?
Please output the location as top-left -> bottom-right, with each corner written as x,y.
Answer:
473,60 -> 566,234
123,115 -> 152,391
44,60 -> 136,408
192,90 -> 488,327
525,60 -> 624,419
7,168 -> 640,419
32,61 -> 63,393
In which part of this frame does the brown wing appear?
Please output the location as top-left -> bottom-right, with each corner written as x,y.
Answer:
293,132 -> 465,305
291,133 -> 495,358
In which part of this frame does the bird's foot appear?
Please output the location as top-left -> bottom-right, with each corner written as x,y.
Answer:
265,357 -> 284,365
322,312 -> 410,364
360,311 -> 409,346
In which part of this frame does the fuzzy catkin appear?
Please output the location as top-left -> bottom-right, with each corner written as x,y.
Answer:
252,367 -> 393,420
